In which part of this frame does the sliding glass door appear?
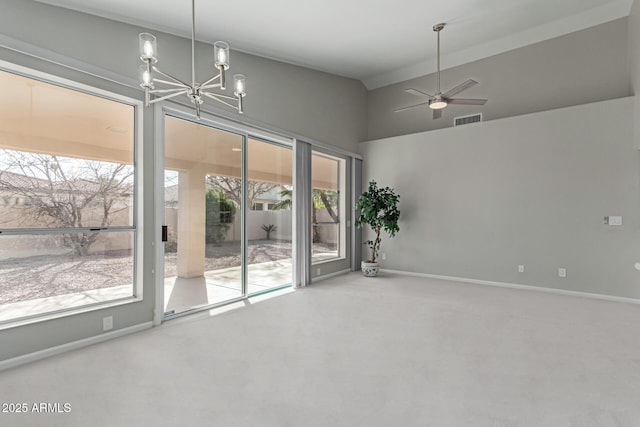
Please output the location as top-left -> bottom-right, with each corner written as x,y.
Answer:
162,115 -> 292,317
247,138 -> 293,294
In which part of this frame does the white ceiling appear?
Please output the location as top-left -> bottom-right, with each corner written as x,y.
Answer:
35,0 -> 633,89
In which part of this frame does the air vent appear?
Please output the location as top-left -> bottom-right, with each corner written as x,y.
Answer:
454,113 -> 482,127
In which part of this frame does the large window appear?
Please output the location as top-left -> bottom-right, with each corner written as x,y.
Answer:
311,151 -> 346,262
0,67 -> 140,324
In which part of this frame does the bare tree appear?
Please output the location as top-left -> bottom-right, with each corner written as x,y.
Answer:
0,151 -> 133,256
206,176 -> 278,207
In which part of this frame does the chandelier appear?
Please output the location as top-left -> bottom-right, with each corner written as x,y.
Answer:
138,0 -> 246,119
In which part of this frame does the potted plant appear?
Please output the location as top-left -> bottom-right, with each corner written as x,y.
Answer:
355,180 -> 400,277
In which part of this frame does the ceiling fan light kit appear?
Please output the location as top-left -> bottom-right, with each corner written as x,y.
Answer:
395,22 -> 487,119
138,0 -> 246,119
429,99 -> 447,110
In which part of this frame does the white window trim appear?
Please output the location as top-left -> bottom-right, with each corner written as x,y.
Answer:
311,149 -> 347,265
0,60 -> 144,329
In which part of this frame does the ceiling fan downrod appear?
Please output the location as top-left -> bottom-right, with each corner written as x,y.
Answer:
433,23 -> 445,96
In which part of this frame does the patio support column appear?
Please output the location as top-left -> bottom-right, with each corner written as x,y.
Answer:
177,165 -> 206,278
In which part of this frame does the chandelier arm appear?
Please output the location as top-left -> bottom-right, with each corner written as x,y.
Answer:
199,73 -> 222,88
200,83 -> 220,90
202,92 -> 238,108
152,67 -> 190,87
149,88 -> 188,94
152,79 -> 188,88
203,92 -> 237,101
148,89 -> 189,104
199,84 -> 222,90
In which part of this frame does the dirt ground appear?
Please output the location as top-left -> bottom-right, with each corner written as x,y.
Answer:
0,240 -> 336,305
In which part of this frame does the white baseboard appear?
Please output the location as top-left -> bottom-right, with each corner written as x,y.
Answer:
313,269 -> 352,283
0,322 -> 153,372
380,269 -> 640,305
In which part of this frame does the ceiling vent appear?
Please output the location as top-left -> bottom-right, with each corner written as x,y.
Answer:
454,113 -> 482,127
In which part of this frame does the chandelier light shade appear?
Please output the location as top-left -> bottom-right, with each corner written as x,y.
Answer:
214,41 -> 230,69
138,0 -> 246,118
138,33 -> 157,63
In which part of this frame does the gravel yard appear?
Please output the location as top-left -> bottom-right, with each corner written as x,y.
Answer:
0,240 -> 336,305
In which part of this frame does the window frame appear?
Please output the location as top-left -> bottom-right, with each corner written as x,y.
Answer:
0,60 -> 144,329
311,149 -> 347,264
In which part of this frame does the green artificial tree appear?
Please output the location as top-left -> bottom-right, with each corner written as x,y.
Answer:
355,180 -> 400,263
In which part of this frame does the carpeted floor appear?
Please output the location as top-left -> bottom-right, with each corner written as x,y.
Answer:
1,272 -> 640,426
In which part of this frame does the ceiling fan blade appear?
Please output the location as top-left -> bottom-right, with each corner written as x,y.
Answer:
441,79 -> 478,98
447,98 -> 488,106
394,101 -> 430,112
405,88 -> 434,98
433,109 -> 442,119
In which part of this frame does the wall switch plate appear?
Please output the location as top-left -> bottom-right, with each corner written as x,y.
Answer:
103,316 -> 113,331
381,253 -> 387,260
558,268 -> 567,278
518,265 -> 525,273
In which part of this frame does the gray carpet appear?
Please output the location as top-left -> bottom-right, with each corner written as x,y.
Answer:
1,272 -> 640,426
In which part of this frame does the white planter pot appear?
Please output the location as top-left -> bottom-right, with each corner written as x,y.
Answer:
361,261 -> 379,277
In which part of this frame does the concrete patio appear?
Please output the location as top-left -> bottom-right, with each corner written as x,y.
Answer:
164,258 -> 293,314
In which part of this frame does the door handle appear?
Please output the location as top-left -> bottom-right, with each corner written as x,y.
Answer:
161,225 -> 168,242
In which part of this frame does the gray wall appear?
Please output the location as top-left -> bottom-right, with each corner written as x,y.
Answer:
0,0 -> 365,361
368,18 -> 630,141
360,97 -> 640,299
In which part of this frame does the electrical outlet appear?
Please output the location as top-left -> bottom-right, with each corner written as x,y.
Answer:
103,316 -> 113,331
518,265 -> 525,273
558,268 -> 567,278
317,268 -> 321,275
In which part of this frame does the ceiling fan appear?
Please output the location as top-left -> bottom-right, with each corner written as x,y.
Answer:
395,23 -> 488,119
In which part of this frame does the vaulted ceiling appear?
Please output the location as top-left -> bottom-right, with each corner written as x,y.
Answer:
35,0 -> 632,89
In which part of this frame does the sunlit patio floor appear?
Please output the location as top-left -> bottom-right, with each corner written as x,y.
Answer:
163,258 -> 293,314
0,259 -> 294,323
